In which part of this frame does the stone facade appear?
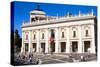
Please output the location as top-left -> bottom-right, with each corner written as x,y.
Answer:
21,7 -> 96,54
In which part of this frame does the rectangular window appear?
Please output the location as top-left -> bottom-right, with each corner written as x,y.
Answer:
42,33 -> 44,39
84,41 -> 90,52
32,43 -> 36,52
73,31 -> 76,37
85,30 -> 89,37
31,18 -> 35,22
62,32 -> 64,38
51,29 -> 55,38
72,41 -> 78,52
26,34 -> 28,40
25,43 -> 28,52
33,34 -> 36,40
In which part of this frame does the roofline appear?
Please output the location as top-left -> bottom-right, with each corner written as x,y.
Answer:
22,16 -> 96,28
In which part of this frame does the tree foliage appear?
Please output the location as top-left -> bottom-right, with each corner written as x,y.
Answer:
14,29 -> 22,52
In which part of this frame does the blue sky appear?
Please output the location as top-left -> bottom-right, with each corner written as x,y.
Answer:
12,1 -> 97,38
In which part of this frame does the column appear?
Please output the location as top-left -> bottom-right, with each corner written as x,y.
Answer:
82,41 -> 84,53
58,42 -> 60,53
36,29 -> 40,52
28,30 -> 32,52
48,30 -> 51,53
21,31 -> 24,52
78,26 -> 82,53
55,28 -> 59,53
66,27 -> 70,53
45,28 -> 49,53
90,25 -> 95,54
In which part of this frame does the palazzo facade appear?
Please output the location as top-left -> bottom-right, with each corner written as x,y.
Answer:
21,7 -> 96,54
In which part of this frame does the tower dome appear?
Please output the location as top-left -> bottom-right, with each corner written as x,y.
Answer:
30,5 -> 46,16
30,9 -> 46,15
30,5 -> 47,22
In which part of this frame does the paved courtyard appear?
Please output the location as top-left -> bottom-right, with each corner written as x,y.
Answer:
38,53 -> 97,64
14,52 -> 97,65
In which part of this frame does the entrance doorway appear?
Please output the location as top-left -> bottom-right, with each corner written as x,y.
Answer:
25,43 -> 28,52
60,42 -> 66,52
50,42 -> 55,53
32,43 -> 36,52
72,41 -> 78,52
84,41 -> 90,52
41,43 -> 45,53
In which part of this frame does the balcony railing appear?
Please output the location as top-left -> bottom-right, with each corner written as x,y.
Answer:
22,13 -> 95,27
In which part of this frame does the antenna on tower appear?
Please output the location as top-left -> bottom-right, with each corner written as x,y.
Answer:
35,4 -> 41,10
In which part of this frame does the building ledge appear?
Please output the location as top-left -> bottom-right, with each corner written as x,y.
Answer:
22,15 -> 96,28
